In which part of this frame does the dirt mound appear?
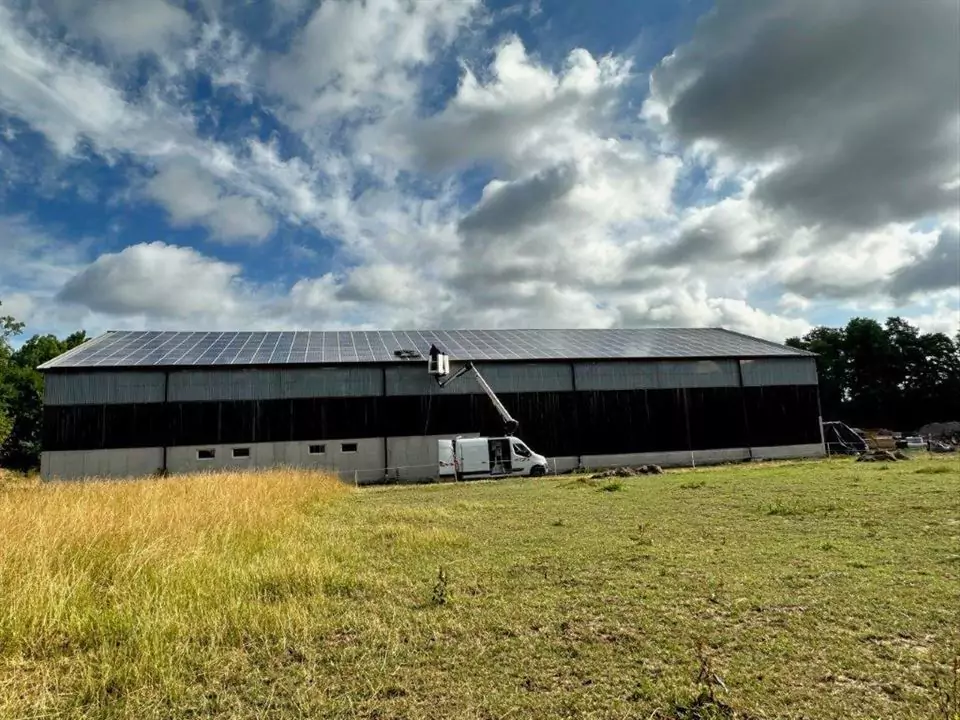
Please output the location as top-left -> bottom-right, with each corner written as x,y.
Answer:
917,421 -> 960,438
856,450 -> 909,462
590,465 -> 663,479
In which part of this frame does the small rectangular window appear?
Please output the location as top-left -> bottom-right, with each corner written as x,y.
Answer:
197,449 -> 215,460
308,444 -> 325,455
341,442 -> 358,453
232,448 -> 250,458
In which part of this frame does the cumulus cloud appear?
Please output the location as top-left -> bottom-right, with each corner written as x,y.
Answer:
647,0 -> 960,229
382,35 -> 692,331
2,0 -> 958,345
645,197 -> 783,268
778,225 -> 944,301
458,163 -> 579,236
334,264 -> 429,306
889,228 -> 960,301
395,35 -> 633,175
144,160 -> 275,243
618,283 -> 812,341
57,242 -> 248,318
268,0 -> 479,124
905,301 -> 960,338
56,0 -> 194,57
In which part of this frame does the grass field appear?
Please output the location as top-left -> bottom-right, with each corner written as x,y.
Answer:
1,455 -> 958,719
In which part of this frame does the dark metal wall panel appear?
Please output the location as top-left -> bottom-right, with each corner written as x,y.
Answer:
42,385 -> 823,456
634,390 -> 690,453
742,385 -> 822,446
685,387 -> 749,450
44,371 -> 166,405
43,405 -> 105,451
167,367 -> 382,401
385,362 -> 574,396
739,358 -> 818,387
102,404 -> 168,449
164,397 -> 384,447
574,360 -> 740,391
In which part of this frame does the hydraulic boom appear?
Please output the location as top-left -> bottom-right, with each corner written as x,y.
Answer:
429,345 -> 519,435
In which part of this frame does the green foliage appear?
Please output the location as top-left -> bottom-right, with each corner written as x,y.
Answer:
431,566 -> 449,605
0,301 -> 25,351
786,315 -> 960,429
0,408 -> 11,449
0,301 -> 88,470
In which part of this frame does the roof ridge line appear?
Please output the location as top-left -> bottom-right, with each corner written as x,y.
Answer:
710,326 -> 814,356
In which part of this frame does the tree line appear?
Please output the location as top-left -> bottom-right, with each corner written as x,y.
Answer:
786,316 -> 960,432
1,302 -> 88,470
2,299 -> 959,471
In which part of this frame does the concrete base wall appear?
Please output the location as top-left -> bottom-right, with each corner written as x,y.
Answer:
546,456 -> 581,474
579,447 -> 752,470
164,438 -> 385,483
41,441 -> 826,483
41,447 -> 165,481
752,443 -> 825,460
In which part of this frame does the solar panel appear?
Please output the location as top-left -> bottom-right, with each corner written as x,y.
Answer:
37,327 -> 814,370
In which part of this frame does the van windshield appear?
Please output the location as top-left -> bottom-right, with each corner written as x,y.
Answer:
513,443 -> 531,458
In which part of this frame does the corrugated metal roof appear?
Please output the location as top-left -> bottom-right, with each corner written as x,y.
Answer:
38,328 -> 814,370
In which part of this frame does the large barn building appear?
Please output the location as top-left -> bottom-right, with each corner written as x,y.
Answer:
38,328 -> 825,482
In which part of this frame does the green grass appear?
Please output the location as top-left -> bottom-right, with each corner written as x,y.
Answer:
1,455 -> 958,719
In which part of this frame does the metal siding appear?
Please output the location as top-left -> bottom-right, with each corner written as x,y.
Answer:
43,371 -> 166,405
168,369 -> 279,402
658,360 -> 739,388
167,367 -> 381,401
385,362 -> 573,396
279,367 -> 382,398
739,358 -> 818,387
574,360 -> 739,390
574,362 -> 656,391
385,366 -> 438,396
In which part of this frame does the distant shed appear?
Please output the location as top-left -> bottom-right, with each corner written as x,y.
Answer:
37,327 -> 824,482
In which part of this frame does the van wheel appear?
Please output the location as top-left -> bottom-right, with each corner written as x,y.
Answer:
530,465 -> 546,477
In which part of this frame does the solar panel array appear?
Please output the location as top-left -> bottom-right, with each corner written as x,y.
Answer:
38,328 -> 812,370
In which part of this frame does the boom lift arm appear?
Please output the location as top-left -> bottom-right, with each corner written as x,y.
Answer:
428,345 -> 519,436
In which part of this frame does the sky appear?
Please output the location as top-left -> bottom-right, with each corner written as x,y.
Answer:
1,0 -> 958,344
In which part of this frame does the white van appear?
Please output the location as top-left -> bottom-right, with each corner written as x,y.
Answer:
438,436 -> 548,480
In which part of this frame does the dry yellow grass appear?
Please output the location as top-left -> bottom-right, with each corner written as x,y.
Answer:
0,468 -> 349,718
0,457 -> 957,718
